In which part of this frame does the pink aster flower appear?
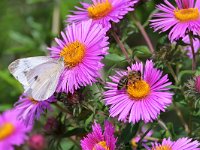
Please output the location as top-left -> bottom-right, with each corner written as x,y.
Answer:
104,60 -> 173,124
183,35 -> 200,58
14,94 -> 55,125
67,0 -> 138,29
150,137 -> 200,150
151,0 -> 200,42
48,20 -> 109,93
80,121 -> 117,150
0,110 -> 32,150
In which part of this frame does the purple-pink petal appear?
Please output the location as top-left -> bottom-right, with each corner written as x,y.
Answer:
104,60 -> 173,124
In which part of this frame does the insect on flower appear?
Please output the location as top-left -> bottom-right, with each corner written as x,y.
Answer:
8,56 -> 65,101
104,60 -> 173,124
117,70 -> 142,90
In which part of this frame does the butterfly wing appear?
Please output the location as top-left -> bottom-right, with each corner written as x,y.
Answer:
8,56 -> 54,90
25,60 -> 64,101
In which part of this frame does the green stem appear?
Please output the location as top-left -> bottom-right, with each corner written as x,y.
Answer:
52,0 -> 60,35
157,119 -> 172,137
111,31 -> 131,64
188,32 -> 196,134
131,15 -> 154,54
166,63 -> 178,84
54,102 -> 73,116
137,124 -> 155,147
173,102 -> 190,134
68,137 -> 82,149
188,100 -> 194,135
166,63 -> 190,134
189,32 -> 196,70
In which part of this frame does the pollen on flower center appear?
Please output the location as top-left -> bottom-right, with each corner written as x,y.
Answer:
127,80 -> 150,100
0,123 -> 15,140
93,141 -> 109,150
87,0 -> 112,19
152,145 -> 172,150
29,97 -> 39,104
60,41 -> 86,68
174,8 -> 199,22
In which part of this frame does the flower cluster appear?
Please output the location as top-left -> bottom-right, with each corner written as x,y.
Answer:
5,0 -> 200,149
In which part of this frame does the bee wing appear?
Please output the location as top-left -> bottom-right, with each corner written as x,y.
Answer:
25,60 -> 64,101
8,56 -> 54,90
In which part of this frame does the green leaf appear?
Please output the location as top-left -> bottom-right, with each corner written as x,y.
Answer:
85,114 -> 94,129
167,85 -> 180,90
63,128 -> 86,137
105,53 -> 125,62
118,123 -> 140,145
166,123 -> 176,139
133,46 -> 152,58
178,70 -> 195,82
60,139 -> 74,150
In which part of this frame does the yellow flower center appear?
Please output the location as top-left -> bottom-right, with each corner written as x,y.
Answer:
60,41 -> 86,68
152,145 -> 172,150
87,0 -> 112,20
0,123 -> 15,140
93,141 -> 109,150
29,97 -> 39,104
174,8 -> 199,22
127,80 -> 150,100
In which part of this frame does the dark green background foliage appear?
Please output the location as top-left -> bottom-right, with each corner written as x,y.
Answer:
0,0 -> 199,150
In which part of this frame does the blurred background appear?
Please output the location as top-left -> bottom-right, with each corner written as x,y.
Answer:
0,0 -> 161,107
0,0 -> 81,107
0,0 -> 193,150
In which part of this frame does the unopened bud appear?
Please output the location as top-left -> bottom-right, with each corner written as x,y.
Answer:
195,76 -> 200,93
44,117 -> 58,133
28,134 -> 46,150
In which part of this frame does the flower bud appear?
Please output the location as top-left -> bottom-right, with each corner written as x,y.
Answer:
44,117 -> 58,133
28,134 -> 46,150
195,76 -> 200,93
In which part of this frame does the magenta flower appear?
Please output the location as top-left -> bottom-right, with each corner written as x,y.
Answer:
104,60 -> 173,124
150,137 -> 200,150
183,35 -> 200,58
48,20 -> 109,94
28,134 -> 46,150
67,0 -> 138,29
151,0 -> 200,42
0,110 -> 32,150
14,94 -> 55,125
195,75 -> 200,93
80,121 -> 117,150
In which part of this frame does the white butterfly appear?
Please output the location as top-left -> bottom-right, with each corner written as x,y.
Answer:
8,56 -> 65,101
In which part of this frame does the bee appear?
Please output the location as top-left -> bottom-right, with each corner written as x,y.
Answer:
117,70 -> 142,90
